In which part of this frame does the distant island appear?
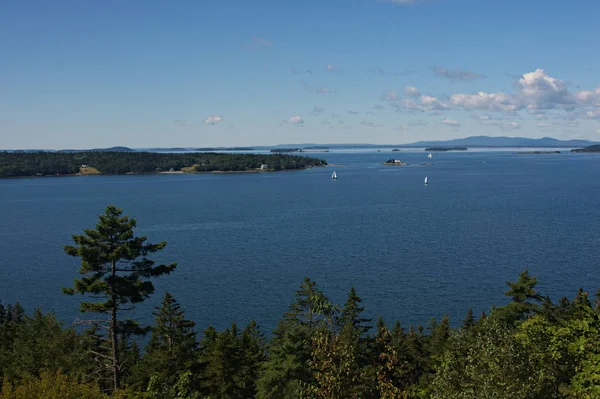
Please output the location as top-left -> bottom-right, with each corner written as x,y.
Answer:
270,148 -> 303,153
425,147 -> 468,151
384,158 -> 408,166
57,146 -> 135,153
410,136 -> 598,148
517,151 -> 561,155
571,145 -> 600,153
196,147 -> 256,152
0,152 -> 326,178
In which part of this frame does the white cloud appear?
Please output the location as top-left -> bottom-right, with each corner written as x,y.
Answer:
517,69 -> 572,109
509,122 -> 521,129
537,122 -> 551,128
450,69 -> 600,118
348,110 -> 360,115
326,64 -> 337,72
420,95 -> 448,110
574,87 -> 600,105
404,86 -> 421,97
203,114 -> 222,125
450,91 -> 521,112
442,118 -> 461,127
584,109 -> 600,119
287,116 -> 304,125
402,95 -> 448,112
434,66 -> 486,82
477,115 -> 491,121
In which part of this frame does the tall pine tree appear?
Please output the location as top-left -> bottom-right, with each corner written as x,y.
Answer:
63,205 -> 176,391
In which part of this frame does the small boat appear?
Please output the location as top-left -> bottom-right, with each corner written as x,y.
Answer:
424,176 -> 428,185
332,171 -> 338,180
428,153 -> 432,159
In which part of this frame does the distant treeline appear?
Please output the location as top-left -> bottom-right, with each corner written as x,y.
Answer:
270,148 -> 304,153
571,144 -> 600,153
1,205 -> 600,398
0,152 -> 326,177
424,147 -> 468,151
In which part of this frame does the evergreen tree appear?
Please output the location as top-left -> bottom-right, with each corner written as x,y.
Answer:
200,323 -> 246,398
497,269 -> 543,324
6,309 -> 84,381
63,205 -> 176,391
256,278 -> 328,398
461,308 -> 475,330
340,287 -> 371,337
137,292 -> 198,387
285,277 -> 329,330
428,315 -> 451,362
0,302 -> 5,325
239,321 -> 266,398
256,321 -> 312,399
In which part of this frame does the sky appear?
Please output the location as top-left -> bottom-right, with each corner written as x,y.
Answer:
1,0 -> 600,149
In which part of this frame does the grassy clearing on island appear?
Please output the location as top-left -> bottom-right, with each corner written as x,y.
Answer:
79,166 -> 101,175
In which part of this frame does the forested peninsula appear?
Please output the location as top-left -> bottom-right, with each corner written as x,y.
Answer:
0,152 -> 326,178
1,205 -> 600,398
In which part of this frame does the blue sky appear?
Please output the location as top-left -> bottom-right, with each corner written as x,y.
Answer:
1,0 -> 600,149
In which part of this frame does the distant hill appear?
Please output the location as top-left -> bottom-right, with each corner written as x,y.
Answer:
571,144 -> 600,153
407,136 -> 598,148
57,146 -> 135,153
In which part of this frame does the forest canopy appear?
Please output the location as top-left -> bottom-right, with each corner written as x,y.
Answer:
0,151 -> 327,177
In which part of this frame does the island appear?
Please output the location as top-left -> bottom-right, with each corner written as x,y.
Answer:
384,158 -> 408,166
0,151 -> 327,178
517,151 -> 561,155
571,145 -> 600,153
425,147 -> 468,151
270,148 -> 303,153
196,147 -> 256,152
392,149 -> 400,152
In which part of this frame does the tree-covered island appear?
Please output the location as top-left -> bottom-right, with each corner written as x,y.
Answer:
0,151 -> 327,178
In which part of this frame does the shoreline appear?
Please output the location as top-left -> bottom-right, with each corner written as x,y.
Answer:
1,167 -> 319,180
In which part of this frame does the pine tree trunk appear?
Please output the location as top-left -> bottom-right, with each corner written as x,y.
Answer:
111,260 -> 120,391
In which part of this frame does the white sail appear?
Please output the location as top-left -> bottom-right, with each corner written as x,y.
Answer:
428,153 -> 432,159
424,176 -> 428,184
332,171 -> 337,179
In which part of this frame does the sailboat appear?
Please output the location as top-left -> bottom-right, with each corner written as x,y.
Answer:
424,176 -> 428,185
428,153 -> 432,159
332,171 -> 338,180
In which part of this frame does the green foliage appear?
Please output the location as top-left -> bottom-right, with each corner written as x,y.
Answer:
1,309 -> 85,382
132,293 -> 198,389
256,278 -> 329,399
431,316 -> 536,398
495,269 -> 543,325
199,321 -> 266,398
0,151 -> 326,177
0,370 -> 106,399
63,205 -> 176,391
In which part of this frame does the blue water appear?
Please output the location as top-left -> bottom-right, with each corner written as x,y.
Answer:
1,150 -> 600,333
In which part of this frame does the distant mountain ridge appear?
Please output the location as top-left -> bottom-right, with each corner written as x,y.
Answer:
406,136 -> 598,148
3,136 -> 597,152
